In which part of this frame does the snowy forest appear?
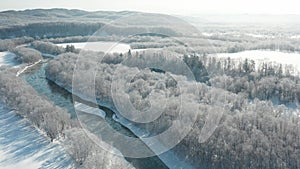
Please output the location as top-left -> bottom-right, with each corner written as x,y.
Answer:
0,8 -> 300,169
45,48 -> 300,169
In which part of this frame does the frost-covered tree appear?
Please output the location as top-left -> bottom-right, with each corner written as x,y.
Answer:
13,47 -> 42,63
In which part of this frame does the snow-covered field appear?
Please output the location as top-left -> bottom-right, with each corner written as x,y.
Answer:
201,32 -> 275,38
0,104 -> 75,169
0,52 -> 18,67
56,41 -> 131,53
55,41 -> 165,54
216,50 -> 300,70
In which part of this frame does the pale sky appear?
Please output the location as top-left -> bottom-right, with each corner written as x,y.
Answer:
1,0 -> 300,15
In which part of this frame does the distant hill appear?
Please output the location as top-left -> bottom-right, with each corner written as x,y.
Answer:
0,9 -> 134,27
0,8 -> 199,38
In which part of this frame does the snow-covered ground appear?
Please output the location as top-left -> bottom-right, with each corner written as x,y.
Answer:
201,32 -> 275,38
216,50 -> 300,70
244,33 -> 275,38
55,41 -> 166,54
56,41 -> 131,53
0,104 -> 75,169
0,52 -> 18,67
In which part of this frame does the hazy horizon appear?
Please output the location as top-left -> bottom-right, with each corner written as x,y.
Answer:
1,0 -> 300,16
